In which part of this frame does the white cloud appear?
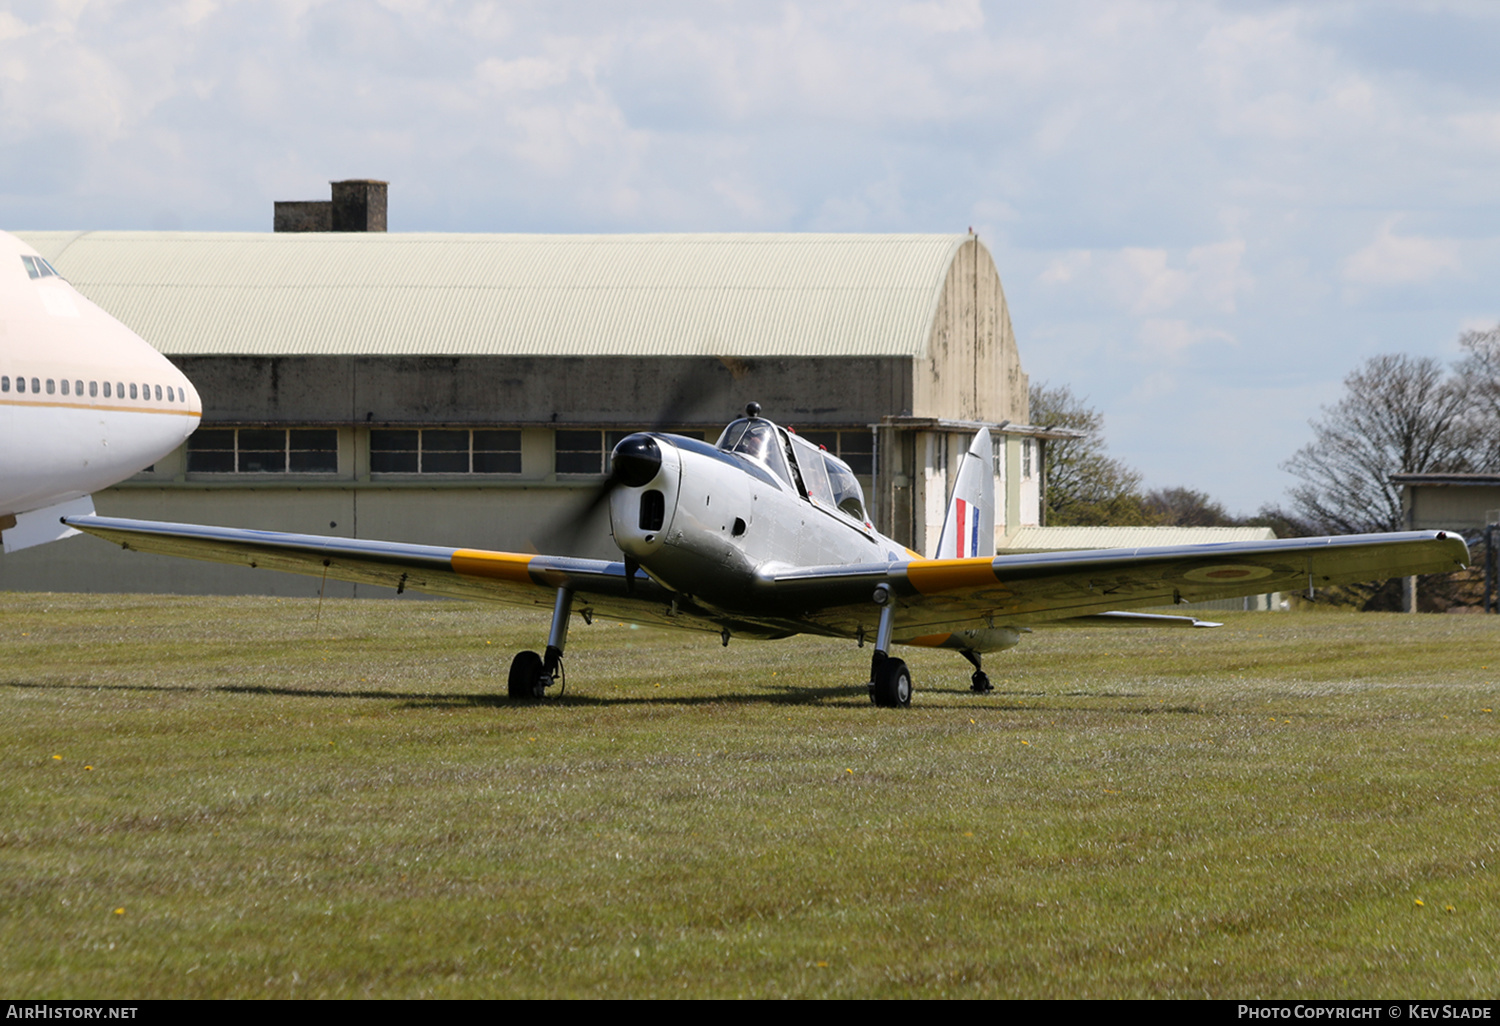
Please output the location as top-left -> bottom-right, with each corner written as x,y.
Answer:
1038,250 -> 1091,286
1136,318 -> 1235,358
895,0 -> 985,34
1044,239 -> 1250,318
1342,220 -> 1462,286
476,55 -> 571,94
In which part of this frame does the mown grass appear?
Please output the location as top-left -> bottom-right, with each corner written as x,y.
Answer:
1,593 -> 1496,998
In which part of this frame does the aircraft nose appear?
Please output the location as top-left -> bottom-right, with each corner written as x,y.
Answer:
611,433 -> 662,488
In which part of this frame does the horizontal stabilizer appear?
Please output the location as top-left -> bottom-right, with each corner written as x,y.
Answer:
1047,611 -> 1222,629
3,495 -> 95,554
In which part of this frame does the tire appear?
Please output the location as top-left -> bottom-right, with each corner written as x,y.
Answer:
871,657 -> 912,708
508,650 -> 545,698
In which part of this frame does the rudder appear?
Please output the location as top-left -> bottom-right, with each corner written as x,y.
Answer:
933,428 -> 994,560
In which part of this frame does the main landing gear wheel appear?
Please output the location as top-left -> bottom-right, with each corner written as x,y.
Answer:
870,657 -> 913,708
508,650 -> 546,699
970,670 -> 994,694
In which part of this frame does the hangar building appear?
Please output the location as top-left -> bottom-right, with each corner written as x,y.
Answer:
5,228 -> 1054,597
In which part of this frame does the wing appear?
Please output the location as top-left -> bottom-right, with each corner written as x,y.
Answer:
65,516 -> 1470,647
64,514 -> 727,635
764,531 -> 1471,640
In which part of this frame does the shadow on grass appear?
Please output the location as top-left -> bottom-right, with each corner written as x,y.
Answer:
0,677 -> 1207,715
0,676 -> 856,709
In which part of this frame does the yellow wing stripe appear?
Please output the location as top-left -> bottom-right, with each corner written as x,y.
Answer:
905,558 -> 1000,594
905,633 -> 954,648
451,549 -> 535,583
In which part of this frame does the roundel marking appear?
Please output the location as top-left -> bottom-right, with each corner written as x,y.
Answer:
1182,564 -> 1275,583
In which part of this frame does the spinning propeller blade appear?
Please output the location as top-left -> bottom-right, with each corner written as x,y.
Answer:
530,360 -> 735,556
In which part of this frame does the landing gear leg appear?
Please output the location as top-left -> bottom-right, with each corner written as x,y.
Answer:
508,587 -> 574,699
868,588 -> 912,708
961,649 -> 993,694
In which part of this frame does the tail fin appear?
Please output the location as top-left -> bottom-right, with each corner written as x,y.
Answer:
933,428 -> 994,560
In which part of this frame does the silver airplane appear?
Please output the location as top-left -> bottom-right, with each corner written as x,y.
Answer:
65,403 -> 1469,706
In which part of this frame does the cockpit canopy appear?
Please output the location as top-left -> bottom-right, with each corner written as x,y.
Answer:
715,415 -> 868,524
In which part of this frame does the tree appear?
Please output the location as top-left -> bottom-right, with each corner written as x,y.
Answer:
1143,486 -> 1234,527
1028,382 -> 1152,525
1281,354 -> 1477,535
1456,323 -> 1500,469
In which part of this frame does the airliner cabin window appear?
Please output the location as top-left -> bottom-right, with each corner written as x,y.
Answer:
1,376 -> 8,392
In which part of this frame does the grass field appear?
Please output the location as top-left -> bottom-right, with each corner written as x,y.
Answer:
1,592 -> 1496,998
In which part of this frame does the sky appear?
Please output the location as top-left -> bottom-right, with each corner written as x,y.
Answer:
3,0 -> 1497,516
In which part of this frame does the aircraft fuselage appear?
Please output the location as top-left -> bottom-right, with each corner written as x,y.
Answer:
0,232 -> 201,541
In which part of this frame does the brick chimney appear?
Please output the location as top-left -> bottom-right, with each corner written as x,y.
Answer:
274,180 -> 388,232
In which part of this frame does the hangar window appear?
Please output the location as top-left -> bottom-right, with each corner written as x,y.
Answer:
370,428 -> 521,474
187,428 -> 339,473
556,430 -> 617,476
556,429 -> 704,476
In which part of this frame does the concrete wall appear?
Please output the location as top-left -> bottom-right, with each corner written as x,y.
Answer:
173,354 -> 916,429
1402,484 -> 1500,531
914,237 -> 1027,424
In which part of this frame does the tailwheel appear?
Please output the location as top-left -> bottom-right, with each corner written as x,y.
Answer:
508,650 -> 546,699
961,650 -> 993,694
870,656 -> 913,708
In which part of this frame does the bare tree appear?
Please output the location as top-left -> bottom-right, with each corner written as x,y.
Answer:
1456,323 -> 1500,469
1282,354 -> 1476,535
1029,382 -> 1152,525
1143,486 -> 1234,527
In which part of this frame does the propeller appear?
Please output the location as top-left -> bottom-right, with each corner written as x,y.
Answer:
531,359 -> 737,560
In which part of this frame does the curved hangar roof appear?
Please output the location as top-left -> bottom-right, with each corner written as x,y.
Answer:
17,231 -> 981,359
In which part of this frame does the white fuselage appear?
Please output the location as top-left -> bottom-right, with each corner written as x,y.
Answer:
0,231 -> 201,523
610,428 -> 908,611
